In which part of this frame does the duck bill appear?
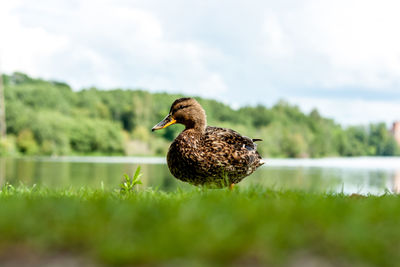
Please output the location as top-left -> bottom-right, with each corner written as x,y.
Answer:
152,114 -> 177,131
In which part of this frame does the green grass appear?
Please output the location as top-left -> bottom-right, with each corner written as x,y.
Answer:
0,183 -> 399,266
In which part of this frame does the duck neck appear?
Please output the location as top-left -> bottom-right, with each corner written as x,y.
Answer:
185,117 -> 207,134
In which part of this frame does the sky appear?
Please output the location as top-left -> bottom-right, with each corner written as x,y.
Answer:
1,0 -> 400,125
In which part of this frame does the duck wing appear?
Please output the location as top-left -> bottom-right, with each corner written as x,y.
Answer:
202,126 -> 264,169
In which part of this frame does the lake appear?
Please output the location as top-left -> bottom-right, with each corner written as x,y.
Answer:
1,156 -> 400,195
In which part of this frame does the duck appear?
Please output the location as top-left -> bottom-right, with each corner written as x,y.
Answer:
152,97 -> 265,188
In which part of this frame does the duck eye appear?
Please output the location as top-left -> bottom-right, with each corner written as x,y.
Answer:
172,104 -> 190,114
178,105 -> 189,110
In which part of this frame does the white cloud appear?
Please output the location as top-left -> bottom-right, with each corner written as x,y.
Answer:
262,12 -> 293,59
0,1 -> 228,98
0,1 -> 69,76
0,0 -> 399,125
261,0 -> 400,90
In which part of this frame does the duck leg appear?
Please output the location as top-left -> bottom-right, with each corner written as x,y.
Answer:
229,183 -> 235,191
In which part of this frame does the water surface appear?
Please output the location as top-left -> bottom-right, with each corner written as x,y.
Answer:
1,156 -> 400,195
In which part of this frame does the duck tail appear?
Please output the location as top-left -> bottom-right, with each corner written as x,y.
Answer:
252,138 -> 263,142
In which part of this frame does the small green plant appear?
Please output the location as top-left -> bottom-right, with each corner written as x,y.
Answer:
0,182 -> 15,195
119,166 -> 143,193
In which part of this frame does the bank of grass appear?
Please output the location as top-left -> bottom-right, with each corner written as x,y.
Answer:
0,184 -> 399,267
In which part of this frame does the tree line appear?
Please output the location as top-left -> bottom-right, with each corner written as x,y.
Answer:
0,72 -> 399,157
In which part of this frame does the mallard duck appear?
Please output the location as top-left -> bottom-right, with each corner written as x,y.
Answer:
152,98 -> 264,188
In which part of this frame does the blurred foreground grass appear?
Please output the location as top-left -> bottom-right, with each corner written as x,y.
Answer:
0,184 -> 399,266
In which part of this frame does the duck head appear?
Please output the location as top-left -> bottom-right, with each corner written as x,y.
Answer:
152,98 -> 207,132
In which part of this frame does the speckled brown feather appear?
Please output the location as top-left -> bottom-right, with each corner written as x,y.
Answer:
153,98 -> 265,187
